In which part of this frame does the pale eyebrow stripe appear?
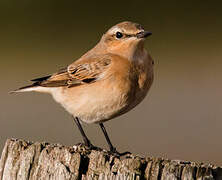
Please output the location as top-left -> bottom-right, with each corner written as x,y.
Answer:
109,27 -> 122,34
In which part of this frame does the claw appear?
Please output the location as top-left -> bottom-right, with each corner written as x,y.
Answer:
83,139 -> 96,150
109,147 -> 131,157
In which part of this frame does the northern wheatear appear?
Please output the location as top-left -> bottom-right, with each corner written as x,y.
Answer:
12,21 -> 154,155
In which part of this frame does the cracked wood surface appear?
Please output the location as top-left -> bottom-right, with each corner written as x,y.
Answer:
0,139 -> 221,180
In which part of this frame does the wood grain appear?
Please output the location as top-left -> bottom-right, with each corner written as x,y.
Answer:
0,139 -> 221,180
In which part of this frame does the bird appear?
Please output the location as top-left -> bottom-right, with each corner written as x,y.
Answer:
11,21 -> 154,155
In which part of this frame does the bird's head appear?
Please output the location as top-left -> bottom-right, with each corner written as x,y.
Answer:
100,21 -> 152,60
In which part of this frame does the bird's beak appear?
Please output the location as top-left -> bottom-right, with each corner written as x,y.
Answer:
136,31 -> 152,39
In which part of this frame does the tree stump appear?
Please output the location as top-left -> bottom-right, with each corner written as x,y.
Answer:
0,139 -> 221,180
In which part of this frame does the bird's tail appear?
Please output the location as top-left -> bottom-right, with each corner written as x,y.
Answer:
9,83 -> 40,94
10,75 -> 52,94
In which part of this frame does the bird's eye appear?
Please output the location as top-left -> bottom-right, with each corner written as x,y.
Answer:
116,32 -> 123,39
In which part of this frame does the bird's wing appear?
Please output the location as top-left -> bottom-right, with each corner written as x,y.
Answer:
33,56 -> 112,88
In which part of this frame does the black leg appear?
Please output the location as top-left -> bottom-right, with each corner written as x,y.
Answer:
99,123 -> 131,156
72,116 -> 94,148
99,123 -> 116,152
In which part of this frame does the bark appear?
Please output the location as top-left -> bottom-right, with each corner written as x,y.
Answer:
0,139 -> 221,180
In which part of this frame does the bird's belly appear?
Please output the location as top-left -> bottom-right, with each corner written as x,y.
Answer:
51,82 -> 132,124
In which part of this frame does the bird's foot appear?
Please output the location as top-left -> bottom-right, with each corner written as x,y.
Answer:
84,139 -> 100,151
108,147 -> 131,157
86,143 -> 97,150
75,141 -> 96,150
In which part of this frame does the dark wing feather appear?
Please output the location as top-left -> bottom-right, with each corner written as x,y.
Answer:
33,56 -> 111,88
31,75 -> 51,82
68,57 -> 111,81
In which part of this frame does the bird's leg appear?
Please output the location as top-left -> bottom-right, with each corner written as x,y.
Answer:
99,123 -> 115,152
73,116 -> 95,149
99,123 -> 131,156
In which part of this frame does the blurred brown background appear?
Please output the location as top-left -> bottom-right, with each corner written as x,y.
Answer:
1,1 -> 222,165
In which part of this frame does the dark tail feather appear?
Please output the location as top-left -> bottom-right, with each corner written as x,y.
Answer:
9,82 -> 39,94
10,74 -> 52,94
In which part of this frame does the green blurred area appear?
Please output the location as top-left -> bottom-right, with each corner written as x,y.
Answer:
0,1 -> 222,165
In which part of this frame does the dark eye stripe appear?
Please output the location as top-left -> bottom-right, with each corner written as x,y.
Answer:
112,33 -> 134,39
125,34 -> 133,38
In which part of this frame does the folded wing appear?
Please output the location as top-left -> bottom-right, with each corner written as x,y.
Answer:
11,56 -> 111,93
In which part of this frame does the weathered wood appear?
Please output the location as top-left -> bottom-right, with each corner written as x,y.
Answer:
0,139 -> 221,180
